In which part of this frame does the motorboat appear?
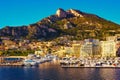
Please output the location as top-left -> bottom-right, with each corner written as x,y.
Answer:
23,59 -> 37,66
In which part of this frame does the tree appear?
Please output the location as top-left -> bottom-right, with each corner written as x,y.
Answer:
0,51 -> 3,56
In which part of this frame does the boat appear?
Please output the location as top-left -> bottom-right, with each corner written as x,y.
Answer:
60,57 -> 120,68
23,59 -> 38,66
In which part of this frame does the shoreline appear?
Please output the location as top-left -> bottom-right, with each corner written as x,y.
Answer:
0,56 -> 26,66
61,65 -> 120,68
3,56 -> 26,59
0,62 -> 23,66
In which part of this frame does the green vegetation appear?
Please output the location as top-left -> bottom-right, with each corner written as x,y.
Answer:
1,50 -> 35,56
49,14 -> 120,40
1,9 -> 120,41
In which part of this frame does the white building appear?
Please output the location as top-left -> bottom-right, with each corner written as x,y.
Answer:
80,39 -> 100,58
101,41 -> 116,57
80,42 -> 93,57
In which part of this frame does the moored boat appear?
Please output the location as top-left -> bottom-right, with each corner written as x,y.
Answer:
23,59 -> 38,66
60,57 -> 120,68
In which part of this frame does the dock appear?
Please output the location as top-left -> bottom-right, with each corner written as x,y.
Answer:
0,62 -> 23,66
5,56 -> 26,59
0,56 -> 25,66
61,65 -> 120,68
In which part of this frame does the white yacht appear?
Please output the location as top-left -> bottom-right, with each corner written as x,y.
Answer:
23,59 -> 37,66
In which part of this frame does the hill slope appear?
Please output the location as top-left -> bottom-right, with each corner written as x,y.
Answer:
0,8 -> 120,40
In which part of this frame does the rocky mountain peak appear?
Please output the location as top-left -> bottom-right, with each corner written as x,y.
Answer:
0,8 -> 120,40
56,8 -> 67,18
67,9 -> 84,17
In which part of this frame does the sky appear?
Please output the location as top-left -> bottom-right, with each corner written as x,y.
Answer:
0,0 -> 120,28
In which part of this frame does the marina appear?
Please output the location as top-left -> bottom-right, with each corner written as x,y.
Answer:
0,61 -> 120,80
0,57 -> 24,66
0,62 -> 23,66
0,54 -> 57,67
1,55 -> 120,68
0,0 -> 119,80
61,65 -> 120,68
60,57 -> 120,68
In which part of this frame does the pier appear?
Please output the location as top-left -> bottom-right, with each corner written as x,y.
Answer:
0,56 -> 25,66
60,57 -> 120,68
0,62 -> 23,66
61,65 -> 120,68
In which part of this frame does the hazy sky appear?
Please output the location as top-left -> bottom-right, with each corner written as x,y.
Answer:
0,0 -> 120,28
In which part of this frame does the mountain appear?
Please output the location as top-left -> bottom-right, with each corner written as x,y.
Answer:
0,8 -> 120,40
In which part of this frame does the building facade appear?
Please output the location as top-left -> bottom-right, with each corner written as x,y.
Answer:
80,39 -> 100,57
101,41 -> 116,57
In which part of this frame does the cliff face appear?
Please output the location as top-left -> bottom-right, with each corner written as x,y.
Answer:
0,8 -> 120,40
0,25 -> 58,40
0,26 -> 28,38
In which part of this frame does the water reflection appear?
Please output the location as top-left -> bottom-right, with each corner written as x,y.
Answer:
0,62 -> 120,80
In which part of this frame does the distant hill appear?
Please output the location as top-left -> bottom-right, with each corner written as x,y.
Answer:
0,8 -> 120,40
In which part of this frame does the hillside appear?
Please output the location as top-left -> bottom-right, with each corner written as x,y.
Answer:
0,8 -> 120,40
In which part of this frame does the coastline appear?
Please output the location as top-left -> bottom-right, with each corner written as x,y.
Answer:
5,56 -> 26,59
0,56 -> 26,66
61,65 -> 120,68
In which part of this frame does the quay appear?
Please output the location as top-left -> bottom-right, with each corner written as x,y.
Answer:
0,62 -> 23,66
0,56 -> 25,66
60,57 -> 120,68
61,65 -> 120,68
0,54 -> 56,67
5,56 -> 26,59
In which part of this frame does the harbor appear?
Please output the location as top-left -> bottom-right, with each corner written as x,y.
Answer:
61,65 -> 120,68
0,56 -> 24,66
0,62 -> 23,66
60,57 -> 120,68
0,60 -> 120,80
1,55 -> 120,68
0,54 -> 58,67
